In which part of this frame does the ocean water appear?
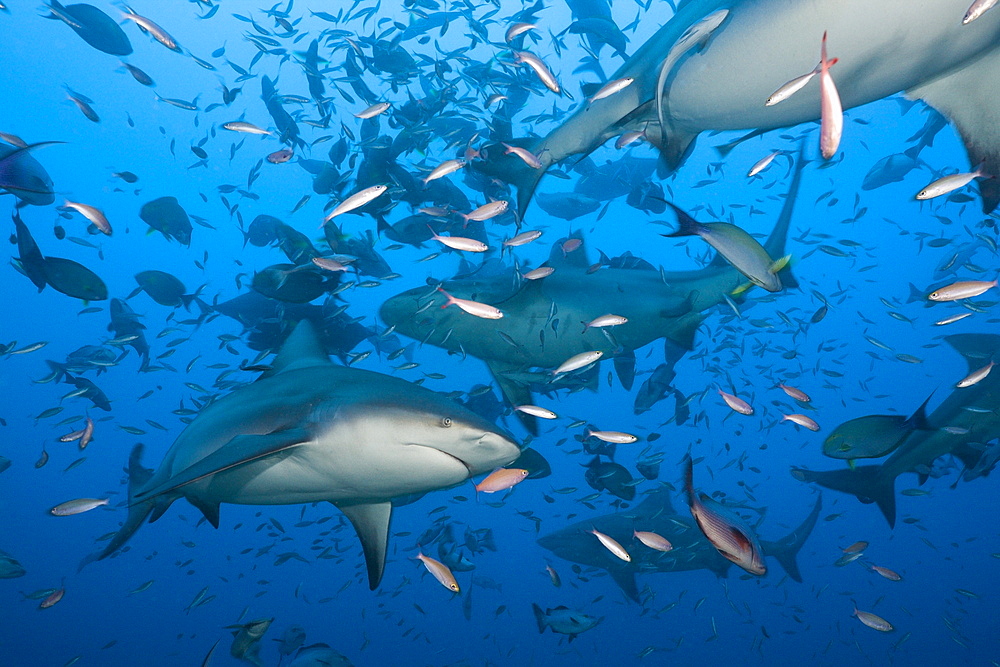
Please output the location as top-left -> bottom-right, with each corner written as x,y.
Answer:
1,1 -> 999,665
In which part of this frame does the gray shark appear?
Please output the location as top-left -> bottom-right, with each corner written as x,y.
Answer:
475,0 -> 1000,218
85,320 -> 521,589
792,333 -> 1000,528
537,485 -> 822,602
381,150 -> 806,431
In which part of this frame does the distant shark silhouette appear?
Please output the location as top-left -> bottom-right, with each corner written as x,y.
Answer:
475,0 -> 1000,218
793,333 -> 1000,528
381,148 -> 806,432
537,485 -> 822,602
85,320 -> 521,589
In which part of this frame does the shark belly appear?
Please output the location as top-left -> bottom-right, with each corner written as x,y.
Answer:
666,0 -> 1000,133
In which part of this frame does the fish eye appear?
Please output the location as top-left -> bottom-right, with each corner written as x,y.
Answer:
441,417 -> 452,428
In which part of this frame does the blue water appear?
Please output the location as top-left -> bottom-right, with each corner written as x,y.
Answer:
1,2 -> 998,666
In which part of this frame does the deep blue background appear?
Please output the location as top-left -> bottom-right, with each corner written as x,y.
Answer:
1,1 -> 997,665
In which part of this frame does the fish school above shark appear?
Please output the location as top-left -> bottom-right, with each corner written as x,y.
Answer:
2,0 -> 1000,662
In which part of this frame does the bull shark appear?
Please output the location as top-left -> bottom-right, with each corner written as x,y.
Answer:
381,148 -> 806,432
475,0 -> 1000,218
792,333 -> 1000,528
84,320 -> 521,589
537,485 -> 822,602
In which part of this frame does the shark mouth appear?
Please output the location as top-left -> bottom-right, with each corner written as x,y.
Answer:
408,444 -> 472,476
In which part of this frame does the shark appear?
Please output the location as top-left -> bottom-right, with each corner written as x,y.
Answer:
474,0 -> 1000,218
84,320 -> 521,589
537,485 -> 822,602
380,148 -> 806,432
792,333 -> 1000,528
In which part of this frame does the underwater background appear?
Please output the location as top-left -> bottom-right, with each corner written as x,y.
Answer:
1,0 -> 999,665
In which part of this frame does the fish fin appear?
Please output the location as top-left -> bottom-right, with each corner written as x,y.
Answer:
944,333 -> 1000,372
0,141 -> 65,169
133,428 -> 310,502
486,360 -> 537,436
260,319 -> 331,378
904,392 -> 934,431
951,442 -> 984,472
714,129 -> 767,158
531,603 -> 547,633
665,311 -> 704,350
79,444 -> 162,570
336,501 -> 392,590
660,202 -> 703,238
790,465 -> 896,528
759,492 -> 822,583
608,566 -> 640,603
907,50 -> 1000,213
473,139 -> 545,222
906,283 -> 925,304
728,526 -> 752,550
579,82 -> 604,99
763,138 -> 807,259
613,350 -> 636,391
658,128 -> 698,172
189,496 -> 221,529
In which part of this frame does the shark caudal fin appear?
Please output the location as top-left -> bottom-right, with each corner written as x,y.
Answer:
760,493 -> 822,582
79,444 -> 160,570
472,139 -> 546,222
907,48 -> 1000,213
791,465 -> 897,528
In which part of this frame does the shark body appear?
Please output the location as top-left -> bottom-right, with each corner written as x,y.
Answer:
87,320 -> 521,589
476,0 -> 1000,217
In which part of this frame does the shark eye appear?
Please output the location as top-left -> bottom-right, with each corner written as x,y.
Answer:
441,417 -> 453,428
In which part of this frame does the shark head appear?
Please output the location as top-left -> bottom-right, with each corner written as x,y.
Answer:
327,392 -> 521,496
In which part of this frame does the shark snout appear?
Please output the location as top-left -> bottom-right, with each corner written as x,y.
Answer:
465,430 -> 521,475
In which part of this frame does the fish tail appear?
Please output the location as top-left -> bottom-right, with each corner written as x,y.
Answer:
79,444 -> 161,570
531,603 -> 547,634
661,202 -> 702,238
760,492 -> 822,582
790,465 -> 896,528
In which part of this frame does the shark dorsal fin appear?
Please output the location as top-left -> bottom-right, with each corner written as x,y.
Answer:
266,320 -> 331,376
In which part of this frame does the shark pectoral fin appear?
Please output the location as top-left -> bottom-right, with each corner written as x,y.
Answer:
907,51 -> 1000,213
189,496 -> 221,529
665,312 -> 705,351
259,319 -> 331,379
133,428 -> 311,502
336,501 -> 392,590
944,333 -> 1000,372
486,360 -> 537,435
613,350 -> 636,391
80,443 -> 159,570
609,566 -> 640,603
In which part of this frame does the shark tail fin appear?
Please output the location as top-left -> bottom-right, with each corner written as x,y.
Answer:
79,444 -> 161,570
531,603 -> 547,634
475,139 -> 546,222
907,47 -> 1000,213
761,493 -> 822,583
791,465 -> 896,528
